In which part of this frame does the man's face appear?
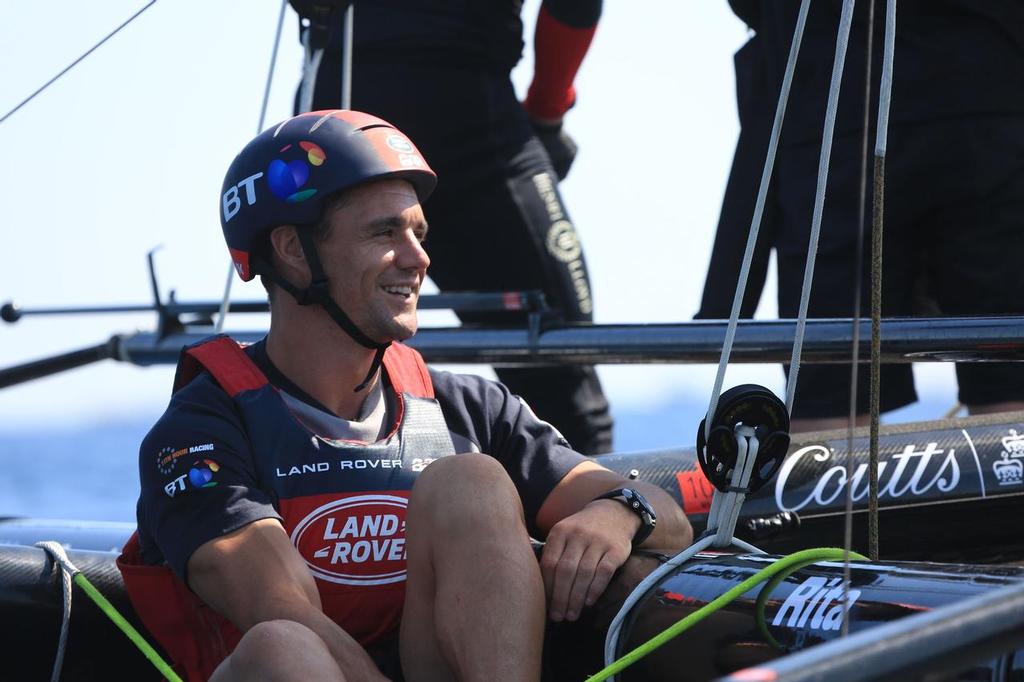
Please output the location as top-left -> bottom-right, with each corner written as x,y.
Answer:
317,179 -> 430,342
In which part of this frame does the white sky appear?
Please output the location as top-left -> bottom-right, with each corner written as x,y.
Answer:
0,1 -> 957,431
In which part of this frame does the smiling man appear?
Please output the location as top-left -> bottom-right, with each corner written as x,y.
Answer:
117,110 -> 691,682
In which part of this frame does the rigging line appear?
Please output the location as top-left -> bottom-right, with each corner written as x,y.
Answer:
0,1 -> 158,126
704,0 -> 812,441
868,0 -> 897,562
843,0 -> 876,638
340,4 -> 354,109
785,0 -> 858,413
298,28 -> 325,114
214,0 -> 289,334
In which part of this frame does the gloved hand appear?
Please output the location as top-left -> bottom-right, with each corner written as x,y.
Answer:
530,118 -> 578,181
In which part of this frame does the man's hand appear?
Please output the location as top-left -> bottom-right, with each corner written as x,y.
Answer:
539,499 -> 640,622
529,116 -> 578,180
534,460 -> 692,623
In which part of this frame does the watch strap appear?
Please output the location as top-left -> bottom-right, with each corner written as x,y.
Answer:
594,487 -> 657,547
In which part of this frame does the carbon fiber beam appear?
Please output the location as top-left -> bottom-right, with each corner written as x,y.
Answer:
117,316 -> 1024,366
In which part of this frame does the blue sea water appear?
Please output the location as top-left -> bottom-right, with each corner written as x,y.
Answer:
0,393 -> 947,522
0,400 -> 707,522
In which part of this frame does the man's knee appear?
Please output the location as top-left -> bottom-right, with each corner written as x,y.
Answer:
410,454 -> 525,530
215,620 -> 341,682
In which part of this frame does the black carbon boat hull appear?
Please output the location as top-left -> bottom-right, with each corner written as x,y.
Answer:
545,552 -> 1024,681
4,413 -> 1024,679
600,412 -> 1024,562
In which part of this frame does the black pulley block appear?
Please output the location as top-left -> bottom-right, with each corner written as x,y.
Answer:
290,0 -> 353,50
696,384 -> 790,493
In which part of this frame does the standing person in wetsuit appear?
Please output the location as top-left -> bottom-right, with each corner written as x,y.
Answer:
294,0 -> 613,454
117,110 -> 691,681
698,0 -> 1024,431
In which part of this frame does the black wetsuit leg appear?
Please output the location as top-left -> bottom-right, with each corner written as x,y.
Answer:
774,116 -> 1024,418
916,115 -> 1024,408
308,54 -> 614,454
428,135 -> 613,454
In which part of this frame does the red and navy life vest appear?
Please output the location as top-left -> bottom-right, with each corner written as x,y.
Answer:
118,336 -> 456,680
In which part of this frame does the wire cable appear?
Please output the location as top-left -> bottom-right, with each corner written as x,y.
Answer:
298,27 -> 325,114
704,0 -> 811,441
843,0 -> 877,637
868,0 -> 898,562
340,4 -> 354,109
785,0 -> 858,413
0,1 -> 158,125
214,0 -> 289,333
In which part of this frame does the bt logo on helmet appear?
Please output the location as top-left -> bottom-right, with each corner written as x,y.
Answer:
221,141 -> 328,223
222,172 -> 263,223
267,141 -> 326,203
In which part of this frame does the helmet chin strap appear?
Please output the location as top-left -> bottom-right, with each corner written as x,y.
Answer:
257,226 -> 390,393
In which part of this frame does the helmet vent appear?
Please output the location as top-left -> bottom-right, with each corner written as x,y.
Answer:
308,111 -> 338,133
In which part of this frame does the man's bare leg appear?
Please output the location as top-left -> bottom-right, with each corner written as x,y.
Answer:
401,454 -> 545,682
211,620 -> 347,682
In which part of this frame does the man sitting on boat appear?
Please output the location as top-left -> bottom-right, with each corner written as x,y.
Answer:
117,109 -> 692,682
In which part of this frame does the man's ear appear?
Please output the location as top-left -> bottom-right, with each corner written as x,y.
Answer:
268,225 -> 308,279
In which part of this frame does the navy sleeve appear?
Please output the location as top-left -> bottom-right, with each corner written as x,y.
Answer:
429,369 -> 588,536
136,373 -> 281,583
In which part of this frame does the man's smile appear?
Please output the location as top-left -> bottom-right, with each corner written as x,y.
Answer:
381,283 -> 418,299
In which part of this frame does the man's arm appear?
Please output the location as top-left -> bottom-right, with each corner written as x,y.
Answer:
523,0 -> 602,123
188,518 -> 388,681
522,0 -> 603,179
535,460 -> 692,622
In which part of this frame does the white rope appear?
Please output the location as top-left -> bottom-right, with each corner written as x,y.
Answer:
876,0 -> 897,157
785,0 -> 858,413
624,0 -> 859,669
603,427 -> 767,675
711,428 -> 760,548
340,4 -> 354,109
705,0 -> 811,441
298,26 -> 325,115
215,0 -> 290,333
36,541 -> 78,682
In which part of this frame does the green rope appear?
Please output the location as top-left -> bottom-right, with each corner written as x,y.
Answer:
586,548 -> 868,682
72,573 -> 184,682
754,561 -> 810,650
753,550 -> 867,650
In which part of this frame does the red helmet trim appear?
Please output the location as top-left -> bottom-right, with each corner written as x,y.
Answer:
229,248 -> 252,281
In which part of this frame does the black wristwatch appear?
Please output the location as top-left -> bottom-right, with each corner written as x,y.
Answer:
593,488 -> 657,547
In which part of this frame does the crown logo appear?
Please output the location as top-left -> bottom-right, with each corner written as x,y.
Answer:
1002,429 -> 1024,457
994,429 -> 1024,486
994,456 -> 1023,486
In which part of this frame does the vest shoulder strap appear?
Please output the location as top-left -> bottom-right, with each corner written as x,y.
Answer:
172,335 -> 269,397
382,343 -> 433,398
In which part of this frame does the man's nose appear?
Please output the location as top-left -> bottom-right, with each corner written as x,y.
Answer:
397,230 -> 430,271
